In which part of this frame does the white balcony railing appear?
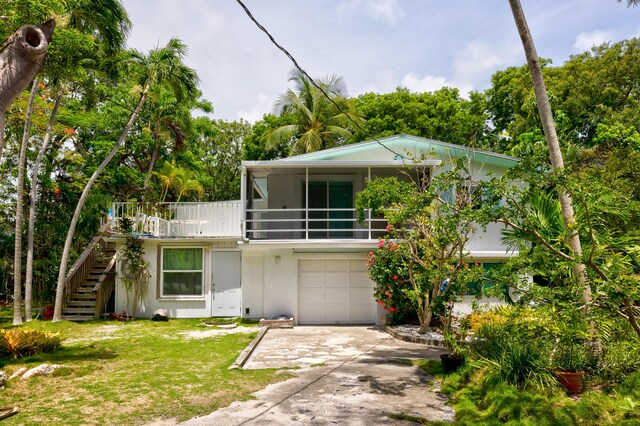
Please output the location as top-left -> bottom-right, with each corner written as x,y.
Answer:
110,201 -> 242,238
245,208 -> 388,240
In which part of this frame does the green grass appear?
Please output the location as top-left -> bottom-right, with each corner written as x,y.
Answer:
416,359 -> 640,425
0,314 -> 289,425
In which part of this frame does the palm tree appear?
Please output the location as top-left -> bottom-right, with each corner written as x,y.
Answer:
618,0 -> 640,6
22,0 -> 131,321
507,0 -> 592,309
267,69 -> 363,155
52,38 -> 199,321
11,82 -> 38,325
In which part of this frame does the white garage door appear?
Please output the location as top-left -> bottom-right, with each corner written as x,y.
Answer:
298,259 -> 375,324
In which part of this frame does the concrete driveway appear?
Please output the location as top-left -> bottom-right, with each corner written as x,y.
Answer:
181,326 -> 453,425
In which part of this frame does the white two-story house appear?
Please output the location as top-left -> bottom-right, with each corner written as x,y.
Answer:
109,134 -> 519,324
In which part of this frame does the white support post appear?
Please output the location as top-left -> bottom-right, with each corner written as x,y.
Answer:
367,167 -> 372,240
305,167 -> 309,240
240,166 -> 247,239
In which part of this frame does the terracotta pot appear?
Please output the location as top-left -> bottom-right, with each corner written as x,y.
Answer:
440,353 -> 464,374
556,370 -> 585,394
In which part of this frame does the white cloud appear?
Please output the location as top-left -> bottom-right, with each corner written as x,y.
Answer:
337,0 -> 404,25
236,93 -> 276,123
453,40 -> 521,90
400,73 -> 472,96
573,30 -> 613,52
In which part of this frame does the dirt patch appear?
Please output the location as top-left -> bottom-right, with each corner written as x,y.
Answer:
180,326 -> 255,340
65,324 -> 123,344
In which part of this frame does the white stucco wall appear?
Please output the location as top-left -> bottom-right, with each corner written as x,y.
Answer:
241,248 -> 383,325
114,239 -> 238,319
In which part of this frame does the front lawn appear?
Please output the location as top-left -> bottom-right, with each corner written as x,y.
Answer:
0,315 -> 288,425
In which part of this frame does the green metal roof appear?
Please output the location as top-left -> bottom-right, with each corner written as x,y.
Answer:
279,134 -> 519,169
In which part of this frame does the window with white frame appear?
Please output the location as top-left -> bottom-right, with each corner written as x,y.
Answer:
161,247 -> 204,297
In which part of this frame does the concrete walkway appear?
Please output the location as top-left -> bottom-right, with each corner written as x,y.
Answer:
181,326 -> 453,425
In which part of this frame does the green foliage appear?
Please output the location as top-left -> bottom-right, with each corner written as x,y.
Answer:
267,69 -> 364,155
598,339 -> 640,383
351,87 -> 491,149
470,307 -> 556,388
0,328 -> 62,359
358,162 -> 493,334
440,364 -> 640,425
116,217 -> 150,319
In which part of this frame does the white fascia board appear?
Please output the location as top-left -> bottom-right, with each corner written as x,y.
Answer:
241,160 -> 441,169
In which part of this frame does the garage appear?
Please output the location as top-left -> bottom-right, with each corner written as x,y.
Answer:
298,258 -> 376,324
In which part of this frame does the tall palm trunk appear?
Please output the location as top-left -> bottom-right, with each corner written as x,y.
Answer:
0,112 -> 5,163
143,123 -> 160,189
24,90 -> 63,321
13,81 -> 39,325
53,85 -> 150,321
508,0 -> 592,308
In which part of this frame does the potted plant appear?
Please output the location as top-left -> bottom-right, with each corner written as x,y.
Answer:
440,309 -> 470,373
553,338 -> 589,394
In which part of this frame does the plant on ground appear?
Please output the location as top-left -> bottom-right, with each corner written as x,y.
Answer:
470,306 -> 557,388
116,217 -> 150,319
0,329 -> 61,359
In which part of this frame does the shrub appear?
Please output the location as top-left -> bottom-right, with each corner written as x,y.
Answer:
598,340 -> 640,383
0,329 -> 62,359
470,306 -> 555,388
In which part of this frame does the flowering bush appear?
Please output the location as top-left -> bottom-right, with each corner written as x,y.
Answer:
367,238 -> 415,322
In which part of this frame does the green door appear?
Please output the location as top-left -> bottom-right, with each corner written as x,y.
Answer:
329,181 -> 353,238
304,181 -> 354,238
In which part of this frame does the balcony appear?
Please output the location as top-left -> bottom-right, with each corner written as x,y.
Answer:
110,201 -> 242,238
245,208 -> 388,240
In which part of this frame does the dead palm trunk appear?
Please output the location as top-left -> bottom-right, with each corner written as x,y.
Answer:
0,20 -> 55,163
53,84 -> 150,321
24,90 -> 63,321
508,0 -> 592,308
13,81 -> 39,325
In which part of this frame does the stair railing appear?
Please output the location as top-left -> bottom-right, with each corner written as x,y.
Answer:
93,255 -> 117,318
62,222 -> 112,312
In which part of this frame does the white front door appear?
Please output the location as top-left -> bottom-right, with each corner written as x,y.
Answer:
298,258 -> 375,324
211,251 -> 241,317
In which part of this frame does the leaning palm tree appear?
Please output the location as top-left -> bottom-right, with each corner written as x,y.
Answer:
507,0 -> 592,308
52,38 -> 199,321
22,0 -> 131,322
267,69 -> 363,155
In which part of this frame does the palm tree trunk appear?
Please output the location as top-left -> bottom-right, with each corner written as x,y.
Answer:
53,86 -> 149,321
24,90 -> 63,321
13,81 -> 39,325
0,112 -> 5,163
0,21 -> 54,113
143,125 -> 160,189
508,0 -> 592,307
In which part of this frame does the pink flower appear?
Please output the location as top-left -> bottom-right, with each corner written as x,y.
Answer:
393,275 -> 399,280
386,224 -> 393,232
378,240 -> 384,248
389,307 -> 397,313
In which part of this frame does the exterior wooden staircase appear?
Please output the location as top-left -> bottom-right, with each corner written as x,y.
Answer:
61,227 -> 117,322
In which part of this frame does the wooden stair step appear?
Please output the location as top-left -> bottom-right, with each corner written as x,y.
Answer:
60,315 -> 94,322
70,294 -> 96,299
67,300 -> 96,307
63,308 -> 95,314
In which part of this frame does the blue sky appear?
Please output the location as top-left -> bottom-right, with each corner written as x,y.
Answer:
121,0 -> 639,122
